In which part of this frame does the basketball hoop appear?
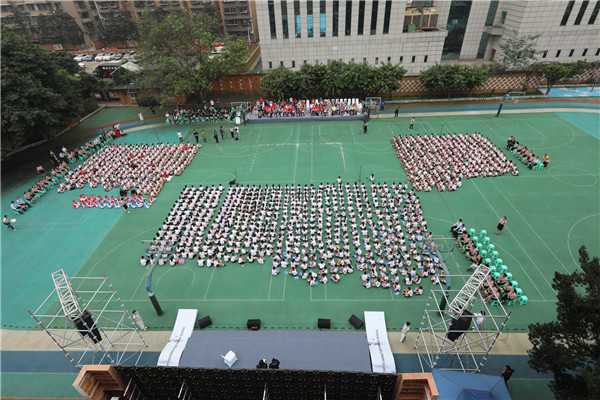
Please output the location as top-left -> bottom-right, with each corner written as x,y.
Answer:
513,99 -> 518,105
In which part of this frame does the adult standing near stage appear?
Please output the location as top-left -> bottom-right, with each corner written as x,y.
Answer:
400,321 -> 411,342
501,365 -> 514,386
138,112 -> 144,123
220,126 -> 225,140
409,117 -> 415,131
177,130 -> 183,144
201,129 -> 207,142
496,216 -> 507,235
235,126 -> 240,140
269,358 -> 280,369
214,130 -> 219,144
193,130 -> 199,145
363,119 -> 368,134
3,215 -> 16,231
132,310 -> 147,330
395,106 -> 399,118
230,126 -> 235,140
150,106 -> 156,116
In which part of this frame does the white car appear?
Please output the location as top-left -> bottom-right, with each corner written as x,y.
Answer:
95,52 -> 106,61
73,54 -> 86,62
103,52 -> 116,61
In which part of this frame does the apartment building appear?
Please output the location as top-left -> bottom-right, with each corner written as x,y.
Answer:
0,0 -> 259,49
256,0 -> 600,75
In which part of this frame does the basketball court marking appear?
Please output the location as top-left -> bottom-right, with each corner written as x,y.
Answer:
547,166 -> 598,187
566,213 -> 599,268
155,266 -> 197,287
203,267 -> 217,301
471,180 -> 550,299
490,179 -> 572,274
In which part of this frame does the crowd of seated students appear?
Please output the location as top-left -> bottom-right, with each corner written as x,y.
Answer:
165,102 -> 235,124
252,98 -> 363,118
145,182 -> 447,295
58,143 -> 197,197
10,162 -> 70,215
72,192 -> 153,209
391,133 -> 519,192
481,272 -> 517,304
506,136 -> 545,169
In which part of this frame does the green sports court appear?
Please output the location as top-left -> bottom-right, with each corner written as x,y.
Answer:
1,99 -> 599,399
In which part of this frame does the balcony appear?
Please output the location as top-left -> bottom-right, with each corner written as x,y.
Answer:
483,25 -> 504,36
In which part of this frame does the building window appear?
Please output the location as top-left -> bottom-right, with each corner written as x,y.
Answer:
281,0 -> 289,39
375,57 -> 379,65
383,0 -> 392,34
351,58 -> 355,63
268,0 -> 277,38
582,48 -> 588,56
387,56 -> 391,63
476,32 -> 490,59
442,0 -> 473,60
370,0 -> 378,34
574,0 -> 589,25
424,55 -> 428,63
238,6 -> 248,14
225,19 -> 238,26
357,0 -> 365,35
269,61 -> 273,69
556,49 -> 561,57
596,48 -> 600,56
223,7 -> 236,14
1,5 -> 11,12
500,11 -> 507,23
589,1 -> 600,24
128,89 -> 138,100
320,0 -> 326,37
316,59 -> 319,65
569,49 -> 574,56
363,57 -> 367,63
294,0 -> 301,37
280,61 -> 284,66
345,0 -> 352,36
307,0 -> 314,37
292,60 -> 296,68
412,55 -> 416,62
304,60 -> 307,64
485,0 -> 499,26
560,0 -> 575,26
332,0 -> 339,36
542,50 -> 548,58
399,56 -> 403,62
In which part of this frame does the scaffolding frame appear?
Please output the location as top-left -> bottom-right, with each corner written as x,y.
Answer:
414,266 -> 511,373
28,270 -> 148,369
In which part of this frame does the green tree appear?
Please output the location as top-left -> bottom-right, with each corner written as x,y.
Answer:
98,11 -> 139,44
377,64 -> 406,99
259,66 -> 297,99
1,28 -> 88,159
539,64 -> 571,95
136,9 -> 249,104
462,65 -> 492,96
38,11 -> 84,45
418,64 -> 465,97
528,245 -> 600,400
48,51 -> 81,75
499,32 -> 540,72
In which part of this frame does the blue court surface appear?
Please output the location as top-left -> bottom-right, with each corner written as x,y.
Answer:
540,86 -> 600,98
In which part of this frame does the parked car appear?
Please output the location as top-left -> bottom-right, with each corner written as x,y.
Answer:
123,51 -> 136,59
114,53 -> 124,61
84,54 -> 96,62
104,52 -> 116,60
78,62 -> 86,68
95,53 -> 106,61
73,54 -> 86,62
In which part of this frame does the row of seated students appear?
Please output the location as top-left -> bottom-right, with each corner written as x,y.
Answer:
73,193 -> 154,209
481,269 -> 517,304
506,136 -> 549,169
144,182 -> 447,295
252,98 -> 363,118
10,162 -> 70,215
165,106 -> 235,124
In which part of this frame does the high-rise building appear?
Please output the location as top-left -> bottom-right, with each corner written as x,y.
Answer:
0,0 -> 259,50
256,0 -> 600,75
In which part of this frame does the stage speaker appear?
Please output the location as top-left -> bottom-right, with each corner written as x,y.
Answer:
72,310 -> 102,343
318,318 -> 331,329
349,314 -> 364,329
198,315 -> 212,329
447,310 -> 473,342
247,319 -> 261,330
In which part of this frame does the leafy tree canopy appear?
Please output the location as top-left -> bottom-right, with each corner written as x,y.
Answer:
528,245 -> 600,400
260,62 -> 405,99
136,9 -> 249,104
500,32 -> 540,71
418,64 -> 492,97
38,11 -> 84,45
1,27 -> 94,160
539,64 -> 572,95
98,11 -> 139,44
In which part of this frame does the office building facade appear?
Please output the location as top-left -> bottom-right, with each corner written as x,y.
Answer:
256,0 -> 600,75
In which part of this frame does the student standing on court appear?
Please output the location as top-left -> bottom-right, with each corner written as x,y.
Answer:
3,215 -> 16,231
496,216 -> 507,235
138,112 -> 144,122
132,310 -> 147,330
213,130 -> 219,144
177,130 -> 183,143
363,119 -> 368,134
409,117 -> 415,131
400,321 -> 411,342
395,106 -> 399,117
542,154 -> 550,168
235,126 -> 240,140
201,129 -> 207,142
220,126 -> 225,140
193,130 -> 199,145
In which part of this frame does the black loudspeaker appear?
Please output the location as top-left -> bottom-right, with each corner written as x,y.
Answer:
447,310 -> 473,342
349,314 -> 364,329
198,315 -> 212,329
318,318 -> 331,329
72,310 -> 102,343
247,319 -> 261,330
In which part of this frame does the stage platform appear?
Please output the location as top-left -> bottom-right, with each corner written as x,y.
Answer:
248,114 -> 365,124
178,330 -> 372,372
